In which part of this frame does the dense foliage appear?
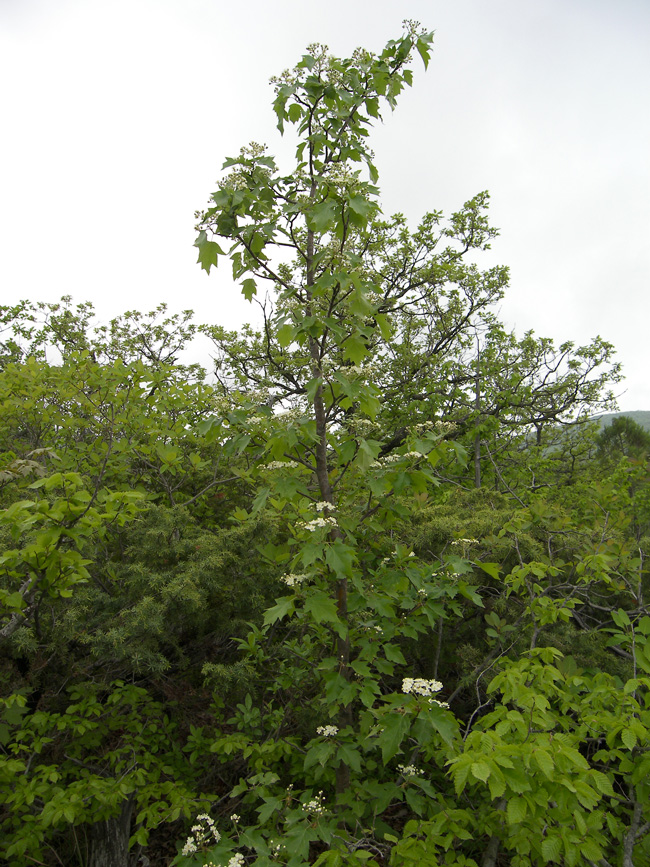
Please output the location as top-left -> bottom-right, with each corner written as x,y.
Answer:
1,23 -> 648,867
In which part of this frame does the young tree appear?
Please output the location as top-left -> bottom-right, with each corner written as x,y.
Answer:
182,22 -> 648,867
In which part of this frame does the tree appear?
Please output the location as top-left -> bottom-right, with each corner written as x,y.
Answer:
178,22 -> 649,867
597,415 -> 650,464
0,310 -> 282,865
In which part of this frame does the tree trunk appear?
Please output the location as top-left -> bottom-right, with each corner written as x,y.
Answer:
88,795 -> 134,867
474,343 -> 481,488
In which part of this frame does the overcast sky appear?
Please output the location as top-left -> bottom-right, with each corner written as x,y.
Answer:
1,0 -> 648,409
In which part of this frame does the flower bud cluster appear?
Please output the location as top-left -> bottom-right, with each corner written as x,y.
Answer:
397,763 -> 425,777
265,460 -> 299,469
304,791 -> 326,816
451,538 -> 479,547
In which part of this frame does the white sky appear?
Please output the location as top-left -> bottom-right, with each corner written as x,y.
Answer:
1,0 -> 648,410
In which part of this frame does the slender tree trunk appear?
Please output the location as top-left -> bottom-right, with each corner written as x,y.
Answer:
88,795 -> 134,867
305,215 -> 351,796
622,798 -> 650,867
474,343 -> 481,488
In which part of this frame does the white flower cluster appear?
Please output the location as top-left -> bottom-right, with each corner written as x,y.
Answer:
434,420 -> 457,434
304,791 -> 326,816
402,677 -> 443,697
298,516 -> 338,531
371,451 -> 422,468
248,416 -> 266,425
371,454 -> 400,467
429,698 -> 450,709
398,763 -> 425,777
314,500 -> 334,512
266,460 -> 299,469
230,814 -> 241,823
280,573 -> 308,587
417,588 -> 428,598
225,855 -> 245,867
316,725 -> 339,737
182,814 -> 221,856
451,538 -> 479,547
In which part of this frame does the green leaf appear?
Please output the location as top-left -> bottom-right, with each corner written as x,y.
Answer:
263,596 -> 295,626
241,278 -> 257,301
288,103 -> 303,123
612,608 -> 631,628
308,200 -> 338,233
1,591 -> 25,611
342,333 -> 368,365
590,770 -> 614,796
348,195 -> 375,221
277,323 -> 295,348
541,835 -> 562,863
470,761 -> 491,782
506,796 -> 527,825
422,704 -> 457,746
194,230 -> 224,273
621,728 -> 637,750
325,542 -> 355,578
378,711 -> 411,763
415,35 -> 432,69
533,749 -> 554,779
304,591 -> 340,625
384,644 -> 407,665
580,838 -> 603,862
479,562 -> 500,580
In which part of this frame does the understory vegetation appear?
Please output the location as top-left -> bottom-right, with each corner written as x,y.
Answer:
1,23 -> 649,867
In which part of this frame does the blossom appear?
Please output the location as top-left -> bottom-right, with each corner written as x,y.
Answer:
297,516 -> 338,531
451,538 -> 479,546
314,500 -> 334,512
226,855 -> 245,867
429,698 -> 450,709
316,725 -> 339,737
265,460 -> 299,469
182,814 -> 220,855
402,677 -> 443,696
279,572 -> 308,587
434,420 -> 457,434
230,813 -> 241,822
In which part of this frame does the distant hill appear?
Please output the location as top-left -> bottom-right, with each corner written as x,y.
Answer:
593,411 -> 650,432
